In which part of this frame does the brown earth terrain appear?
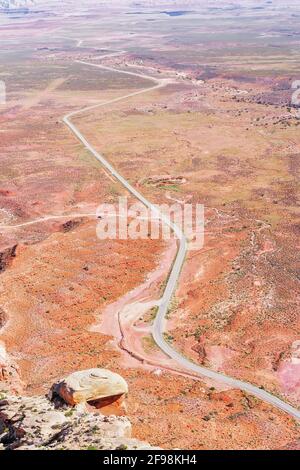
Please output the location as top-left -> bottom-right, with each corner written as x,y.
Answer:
0,0 -> 299,450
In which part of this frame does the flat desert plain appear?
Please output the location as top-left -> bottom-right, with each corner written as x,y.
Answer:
0,0 -> 299,449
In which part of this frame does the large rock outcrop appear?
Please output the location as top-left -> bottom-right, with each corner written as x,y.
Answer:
50,369 -> 128,416
0,394 -> 157,450
0,369 -> 158,451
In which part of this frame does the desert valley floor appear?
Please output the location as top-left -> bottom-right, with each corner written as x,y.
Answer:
0,0 -> 300,450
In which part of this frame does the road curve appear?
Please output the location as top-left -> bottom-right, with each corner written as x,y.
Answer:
63,54 -> 300,421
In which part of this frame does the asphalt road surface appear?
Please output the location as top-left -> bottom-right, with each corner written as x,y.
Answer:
63,53 -> 300,421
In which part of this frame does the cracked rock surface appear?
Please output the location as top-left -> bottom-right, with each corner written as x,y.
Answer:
0,394 -> 158,450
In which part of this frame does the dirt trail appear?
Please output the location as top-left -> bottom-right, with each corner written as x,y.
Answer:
91,239 -> 181,369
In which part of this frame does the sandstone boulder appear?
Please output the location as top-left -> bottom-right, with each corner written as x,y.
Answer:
50,369 -> 128,416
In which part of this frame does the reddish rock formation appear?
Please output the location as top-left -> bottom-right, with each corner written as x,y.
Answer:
49,369 -> 128,416
0,342 -> 24,395
0,245 -> 17,273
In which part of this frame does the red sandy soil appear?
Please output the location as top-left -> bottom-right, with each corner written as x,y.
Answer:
0,220 -> 163,393
1,4 -> 300,450
76,53 -> 299,410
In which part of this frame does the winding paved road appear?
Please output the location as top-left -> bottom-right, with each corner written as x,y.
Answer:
63,53 -> 300,421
